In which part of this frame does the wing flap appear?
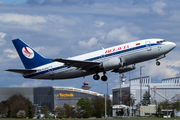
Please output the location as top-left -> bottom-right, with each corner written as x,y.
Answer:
52,58 -> 100,71
5,69 -> 37,74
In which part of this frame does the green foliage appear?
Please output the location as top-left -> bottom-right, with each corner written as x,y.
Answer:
54,106 -> 65,118
0,100 -> 8,116
77,97 -> 92,118
75,106 -> 86,118
91,96 -> 112,118
142,91 -> 151,106
28,105 -> 33,118
40,105 -> 50,118
0,94 -> 34,118
63,103 -> 73,118
171,99 -> 180,111
6,106 -> 11,118
156,100 -> 171,117
91,96 -> 104,118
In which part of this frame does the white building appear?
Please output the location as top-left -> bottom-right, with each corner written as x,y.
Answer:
113,76 -> 180,106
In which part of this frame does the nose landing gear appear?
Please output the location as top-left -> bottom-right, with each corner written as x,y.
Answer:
156,61 -> 160,66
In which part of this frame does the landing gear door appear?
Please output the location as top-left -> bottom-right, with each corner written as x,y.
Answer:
145,41 -> 151,51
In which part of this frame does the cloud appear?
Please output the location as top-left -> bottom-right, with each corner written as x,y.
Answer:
78,37 -> 98,49
4,49 -> 18,58
106,27 -> 138,43
10,80 -> 42,87
26,0 -> 40,5
26,0 -> 95,5
133,51 -> 180,81
34,46 -> 61,57
146,60 -> 179,80
152,0 -> 167,15
95,21 -> 105,27
0,13 -> 46,26
0,32 -> 6,46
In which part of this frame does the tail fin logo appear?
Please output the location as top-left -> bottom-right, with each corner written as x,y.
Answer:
22,47 -> 34,59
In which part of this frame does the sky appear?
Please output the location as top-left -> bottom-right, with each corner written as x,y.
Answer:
0,0 -> 180,95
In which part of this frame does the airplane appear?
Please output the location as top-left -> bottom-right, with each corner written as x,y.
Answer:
5,38 -> 176,81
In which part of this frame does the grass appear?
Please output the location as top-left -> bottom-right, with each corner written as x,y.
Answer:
0,118 -> 180,120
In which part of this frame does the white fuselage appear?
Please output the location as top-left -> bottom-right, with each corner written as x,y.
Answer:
23,38 -> 176,80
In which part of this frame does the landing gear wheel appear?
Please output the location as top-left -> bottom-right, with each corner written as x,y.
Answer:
101,75 -> 107,81
156,61 -> 160,66
93,74 -> 100,80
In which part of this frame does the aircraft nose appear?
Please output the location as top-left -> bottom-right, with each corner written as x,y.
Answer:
170,42 -> 176,49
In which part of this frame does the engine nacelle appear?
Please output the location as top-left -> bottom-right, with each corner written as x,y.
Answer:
112,64 -> 136,73
101,57 -> 126,71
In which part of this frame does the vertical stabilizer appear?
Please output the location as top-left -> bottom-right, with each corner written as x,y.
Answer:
12,38 -> 53,69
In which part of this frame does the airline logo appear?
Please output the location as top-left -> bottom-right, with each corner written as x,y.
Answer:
136,43 -> 140,46
105,45 -> 129,54
22,47 -> 34,59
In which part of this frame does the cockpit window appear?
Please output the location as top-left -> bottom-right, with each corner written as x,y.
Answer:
157,40 -> 166,43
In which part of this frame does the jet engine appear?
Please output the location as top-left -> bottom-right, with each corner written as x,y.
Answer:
101,57 -> 126,71
111,64 -> 136,73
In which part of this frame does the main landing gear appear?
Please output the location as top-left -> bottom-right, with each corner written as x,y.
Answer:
93,72 -> 107,81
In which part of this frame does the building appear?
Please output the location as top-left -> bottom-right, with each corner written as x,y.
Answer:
0,86 -> 103,111
113,76 -> 180,106
140,105 -> 156,116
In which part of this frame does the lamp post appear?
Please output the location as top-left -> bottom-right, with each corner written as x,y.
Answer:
105,82 -> 108,118
119,74 -> 122,105
119,73 -> 126,105
140,66 -> 145,106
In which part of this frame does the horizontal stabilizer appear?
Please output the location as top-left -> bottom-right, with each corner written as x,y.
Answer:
5,69 -> 37,74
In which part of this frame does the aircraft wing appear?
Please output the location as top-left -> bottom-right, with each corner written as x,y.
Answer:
52,58 -> 101,71
5,69 -> 37,74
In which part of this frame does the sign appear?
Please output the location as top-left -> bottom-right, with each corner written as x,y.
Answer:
55,93 -> 74,97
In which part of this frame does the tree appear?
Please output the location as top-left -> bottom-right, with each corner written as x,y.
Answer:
156,100 -> 171,117
75,106 -> 86,118
63,103 -> 73,118
142,91 -> 151,106
0,100 -> 8,117
77,97 -> 92,118
28,105 -> 33,118
40,105 -> 50,118
6,106 -> 11,118
171,95 -> 180,111
54,106 -> 65,118
6,94 -> 33,117
91,96 -> 103,118
130,94 -> 136,107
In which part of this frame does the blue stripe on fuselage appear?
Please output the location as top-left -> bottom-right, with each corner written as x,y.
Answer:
24,43 -> 159,78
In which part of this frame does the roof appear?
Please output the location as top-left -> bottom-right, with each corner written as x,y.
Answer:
112,105 -> 129,109
53,86 -> 104,96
